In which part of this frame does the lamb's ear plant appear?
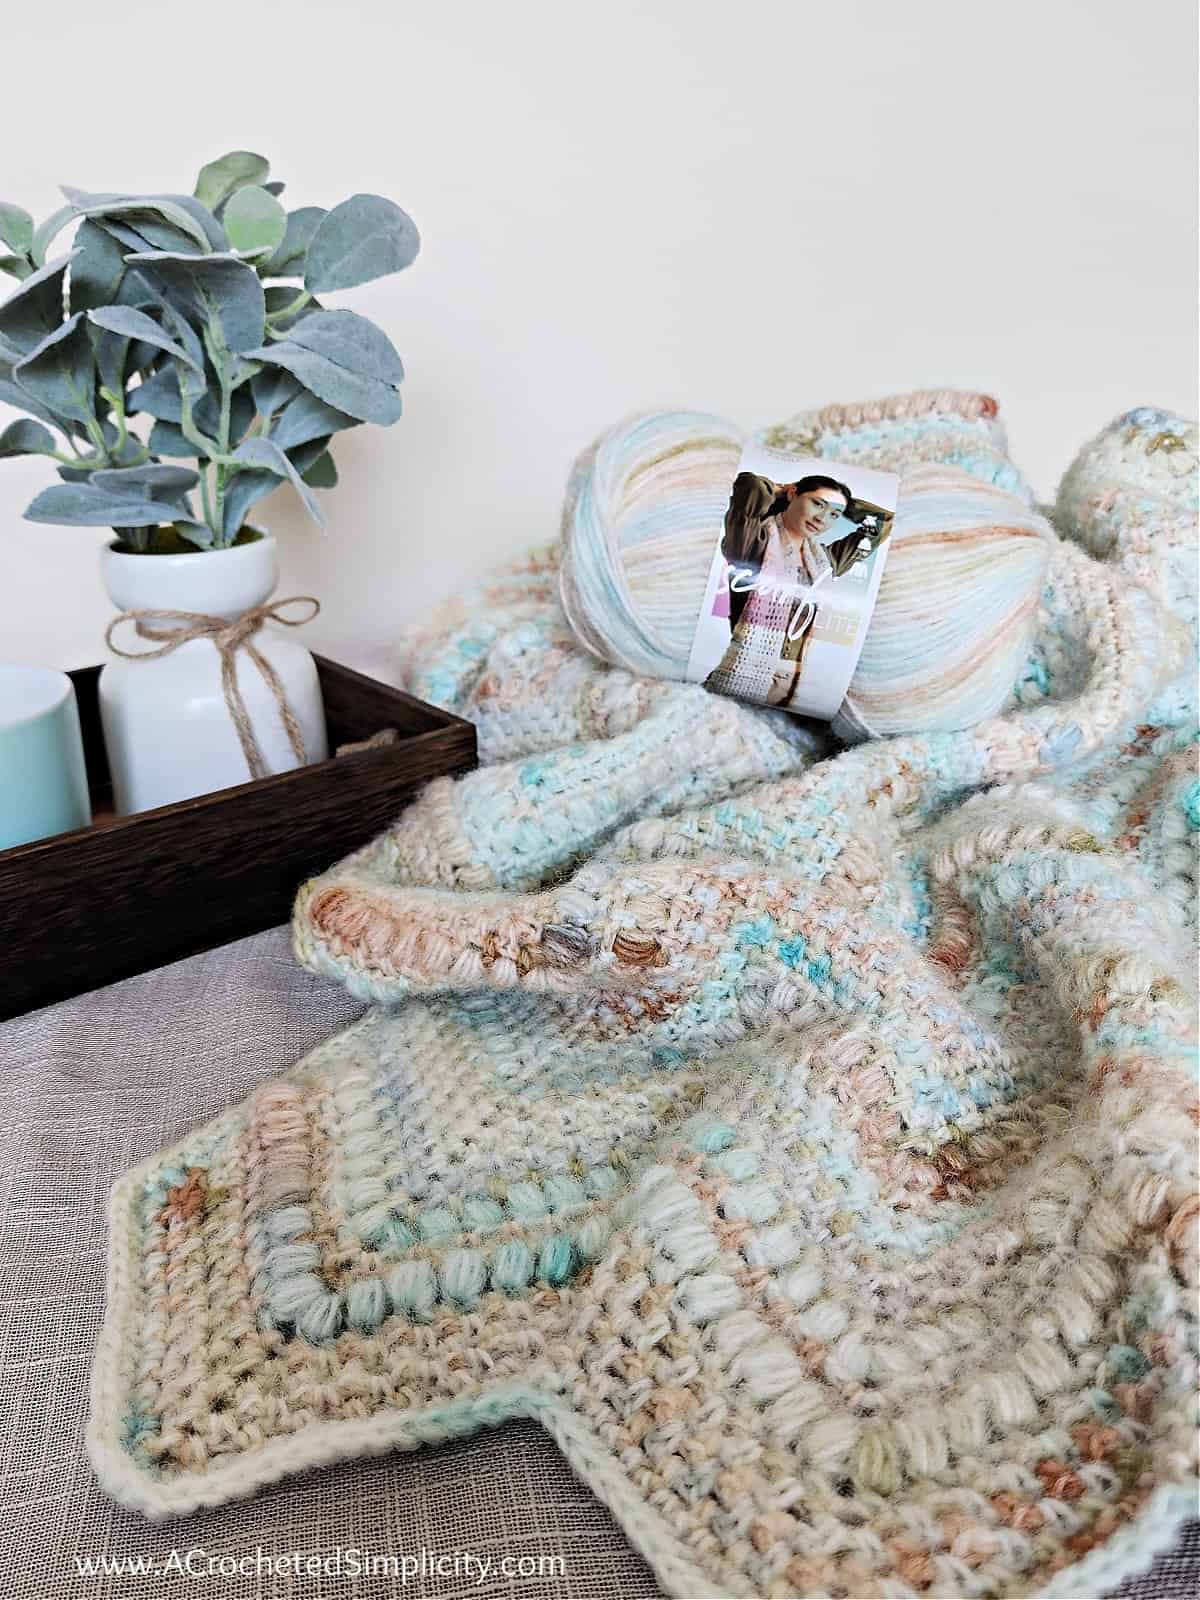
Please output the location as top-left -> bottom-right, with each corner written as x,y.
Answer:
0,152 -> 418,551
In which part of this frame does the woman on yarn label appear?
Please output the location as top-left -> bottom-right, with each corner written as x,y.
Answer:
686,443 -> 898,718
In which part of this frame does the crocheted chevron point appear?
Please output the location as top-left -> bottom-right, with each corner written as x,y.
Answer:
89,396 -> 1199,1600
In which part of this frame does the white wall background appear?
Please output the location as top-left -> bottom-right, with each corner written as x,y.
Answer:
2,0 -> 1196,672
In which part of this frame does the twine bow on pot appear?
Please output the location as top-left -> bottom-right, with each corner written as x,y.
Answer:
104,597 -> 321,781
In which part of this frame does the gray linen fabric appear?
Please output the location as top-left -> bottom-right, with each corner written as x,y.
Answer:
0,927 -> 1193,1600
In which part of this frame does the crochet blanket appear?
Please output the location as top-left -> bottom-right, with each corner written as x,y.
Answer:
88,397 -> 1198,1600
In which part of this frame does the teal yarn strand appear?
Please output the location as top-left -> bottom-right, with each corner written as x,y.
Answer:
559,392 -> 1053,738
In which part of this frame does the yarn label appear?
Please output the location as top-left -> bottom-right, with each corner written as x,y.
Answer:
684,442 -> 898,719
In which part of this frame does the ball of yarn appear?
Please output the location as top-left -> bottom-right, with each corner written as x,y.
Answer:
559,404 -> 1052,738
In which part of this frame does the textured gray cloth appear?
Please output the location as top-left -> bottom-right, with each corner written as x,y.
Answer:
0,927 -> 1194,1599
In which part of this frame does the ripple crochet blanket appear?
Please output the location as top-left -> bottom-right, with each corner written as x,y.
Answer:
89,394 -> 1199,1600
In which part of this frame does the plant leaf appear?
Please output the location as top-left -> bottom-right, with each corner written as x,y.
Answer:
114,264 -> 161,309
92,464 -> 199,499
175,519 -> 215,549
108,217 -> 203,256
228,435 -> 325,527
87,305 -> 202,372
260,207 -> 325,276
24,481 -> 191,527
31,205 -> 77,268
195,152 -> 270,214
269,386 -> 356,450
12,312 -> 96,425
126,365 -> 183,422
223,186 -> 287,258
276,309 -> 404,384
118,314 -> 183,386
91,328 -> 128,396
0,255 -> 32,282
94,217 -> 163,258
191,382 -> 220,439
86,200 -> 221,257
227,384 -> 258,447
123,250 -> 266,354
243,309 -> 403,425
0,203 -> 33,257
221,468 -> 280,540
113,267 -> 206,393
0,251 -> 78,356
0,417 -> 58,458
147,419 -> 192,458
78,193 -> 226,252
0,360 -> 67,430
156,302 -> 210,398
287,435 -> 331,473
251,363 -> 302,419
304,194 -> 420,292
152,194 -> 226,251
62,187 -> 211,254
68,219 -> 128,314
299,447 -> 337,488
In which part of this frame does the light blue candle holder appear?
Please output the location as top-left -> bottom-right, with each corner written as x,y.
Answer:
0,663 -> 92,851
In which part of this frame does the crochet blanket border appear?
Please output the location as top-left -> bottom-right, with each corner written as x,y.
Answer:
86,1019 -> 1196,1600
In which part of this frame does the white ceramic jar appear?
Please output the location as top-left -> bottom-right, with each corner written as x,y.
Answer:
98,533 -> 328,815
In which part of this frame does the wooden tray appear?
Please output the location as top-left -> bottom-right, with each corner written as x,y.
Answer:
0,656 -> 476,1021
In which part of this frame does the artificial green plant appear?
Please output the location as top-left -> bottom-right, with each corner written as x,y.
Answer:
0,151 -> 418,551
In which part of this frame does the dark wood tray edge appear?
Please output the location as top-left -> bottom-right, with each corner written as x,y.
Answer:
0,654 -> 477,1020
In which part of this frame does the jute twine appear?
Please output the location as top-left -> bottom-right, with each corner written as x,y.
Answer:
105,597 -> 321,781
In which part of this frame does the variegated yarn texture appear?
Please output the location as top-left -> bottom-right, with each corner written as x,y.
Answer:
89,397 -> 1199,1600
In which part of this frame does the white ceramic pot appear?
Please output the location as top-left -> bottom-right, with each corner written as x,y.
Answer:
98,533 -> 328,815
